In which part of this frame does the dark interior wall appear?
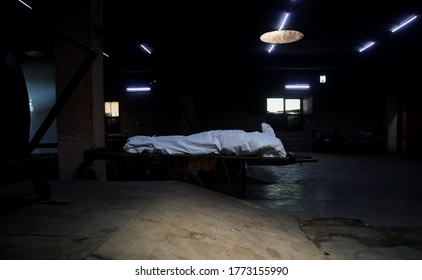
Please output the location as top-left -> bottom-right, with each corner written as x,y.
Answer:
0,50 -> 30,159
407,104 -> 422,154
104,51 -> 422,154
108,68 -> 387,134
396,70 -> 422,154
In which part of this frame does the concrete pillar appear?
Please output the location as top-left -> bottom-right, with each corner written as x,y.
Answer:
55,0 -> 106,180
385,92 -> 398,153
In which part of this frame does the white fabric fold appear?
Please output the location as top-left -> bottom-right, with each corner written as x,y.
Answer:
123,123 -> 287,157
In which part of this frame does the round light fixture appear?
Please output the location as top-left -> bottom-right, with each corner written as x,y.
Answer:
260,30 -> 304,44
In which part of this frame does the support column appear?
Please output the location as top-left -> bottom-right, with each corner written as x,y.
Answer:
55,0 -> 106,180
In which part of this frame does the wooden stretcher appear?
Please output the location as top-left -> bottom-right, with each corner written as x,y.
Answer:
80,147 -> 318,198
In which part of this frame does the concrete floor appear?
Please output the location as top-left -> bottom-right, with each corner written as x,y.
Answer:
1,151 -> 422,260
245,152 -> 422,259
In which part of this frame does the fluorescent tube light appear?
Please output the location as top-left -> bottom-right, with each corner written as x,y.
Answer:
268,44 -> 276,53
139,44 -> 152,54
18,0 -> 32,9
285,84 -> 310,90
391,15 -> 418,33
278,12 -> 290,30
267,12 -> 290,53
126,87 -> 151,92
358,41 -> 375,52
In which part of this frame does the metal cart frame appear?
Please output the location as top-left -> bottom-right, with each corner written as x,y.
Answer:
80,147 -> 318,198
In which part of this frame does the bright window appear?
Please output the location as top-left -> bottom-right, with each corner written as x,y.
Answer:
267,98 -> 284,113
267,98 -> 302,114
285,99 -> 301,113
105,101 -> 119,117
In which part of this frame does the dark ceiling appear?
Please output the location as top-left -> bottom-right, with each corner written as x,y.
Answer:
102,0 -> 422,73
5,0 -> 422,93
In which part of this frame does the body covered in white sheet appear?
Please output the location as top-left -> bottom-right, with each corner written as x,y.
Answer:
123,123 -> 287,157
